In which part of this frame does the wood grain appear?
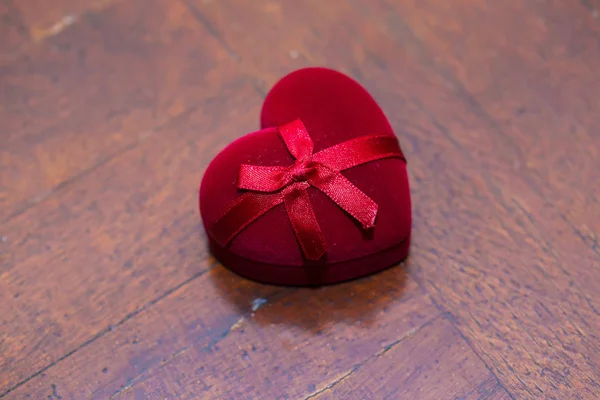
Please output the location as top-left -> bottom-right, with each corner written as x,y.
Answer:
0,0 -> 250,389
313,317 -> 512,400
0,76 -> 260,393
0,0 -> 237,222
8,266 -> 435,399
389,0 -> 600,293
1,0 -> 599,399
355,1 -> 600,398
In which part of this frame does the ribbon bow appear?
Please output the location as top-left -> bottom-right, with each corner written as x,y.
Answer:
210,119 -> 405,260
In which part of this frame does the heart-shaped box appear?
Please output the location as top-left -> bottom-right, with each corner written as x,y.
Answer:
200,68 -> 411,285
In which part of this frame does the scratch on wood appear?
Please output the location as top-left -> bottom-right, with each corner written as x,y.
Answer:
30,0 -> 115,42
303,313 -> 444,399
106,290 -> 290,398
33,15 -> 76,41
50,383 -> 62,399
251,297 -> 268,312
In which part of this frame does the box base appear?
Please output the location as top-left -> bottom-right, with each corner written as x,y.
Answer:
209,234 -> 411,286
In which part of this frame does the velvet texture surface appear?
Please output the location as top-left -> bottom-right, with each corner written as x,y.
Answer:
200,68 -> 411,285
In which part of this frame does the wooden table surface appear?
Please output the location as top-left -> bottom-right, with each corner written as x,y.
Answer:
1,0 -> 599,399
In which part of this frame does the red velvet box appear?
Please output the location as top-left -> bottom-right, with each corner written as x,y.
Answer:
200,68 -> 411,285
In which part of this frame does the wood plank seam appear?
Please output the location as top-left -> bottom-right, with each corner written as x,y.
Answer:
191,0 -> 600,309
422,52 -> 600,311
104,288 -> 293,399
559,211 -> 600,258
341,9 -> 600,395
105,283 -> 429,398
512,200 -> 600,269
181,0 -> 239,62
91,2 -> 597,395
0,3 -> 287,386
511,200 -> 600,316
1,100 -> 201,226
354,0 -> 600,267
447,82 -> 600,261
1,70 -> 265,227
428,295 -> 517,400
398,6 -> 600,264
0,263 -> 218,398
182,0 -> 272,98
0,82 -> 267,227
369,2 -> 600,311
302,312 -> 445,400
419,94 -> 600,312
427,273 -> 588,399
2,1 -> 597,397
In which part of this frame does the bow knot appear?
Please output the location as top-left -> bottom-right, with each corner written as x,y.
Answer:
210,119 -> 406,260
289,161 -> 315,182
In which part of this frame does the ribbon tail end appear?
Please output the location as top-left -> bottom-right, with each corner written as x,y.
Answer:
362,206 -> 378,230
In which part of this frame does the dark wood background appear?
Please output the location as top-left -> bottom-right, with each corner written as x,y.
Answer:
1,0 -> 599,399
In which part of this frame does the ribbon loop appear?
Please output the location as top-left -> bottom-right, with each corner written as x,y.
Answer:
238,165 -> 290,192
210,118 -> 405,260
278,119 -> 313,162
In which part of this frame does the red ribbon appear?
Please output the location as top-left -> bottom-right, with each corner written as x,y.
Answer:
210,119 -> 405,260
